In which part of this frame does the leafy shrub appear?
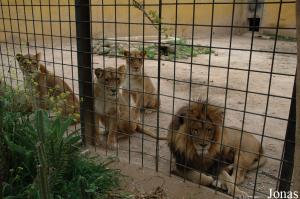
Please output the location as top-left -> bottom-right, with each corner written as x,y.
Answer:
0,86 -> 120,199
139,38 -> 214,60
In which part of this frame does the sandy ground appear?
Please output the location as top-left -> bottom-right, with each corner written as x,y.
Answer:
0,32 -> 296,198
106,159 -> 231,199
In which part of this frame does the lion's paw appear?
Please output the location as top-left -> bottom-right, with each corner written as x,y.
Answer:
106,138 -> 118,150
212,180 -> 226,190
229,189 -> 249,199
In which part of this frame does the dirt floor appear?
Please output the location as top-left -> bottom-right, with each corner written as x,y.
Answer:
105,159 -> 231,199
0,32 -> 297,198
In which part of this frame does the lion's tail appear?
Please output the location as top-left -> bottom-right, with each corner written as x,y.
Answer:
248,147 -> 267,171
136,125 -> 167,140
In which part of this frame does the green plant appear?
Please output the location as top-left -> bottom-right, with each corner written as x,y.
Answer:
1,99 -> 38,198
139,45 -> 157,59
133,0 -> 172,38
139,38 -> 214,60
36,142 -> 50,199
168,38 -> 213,59
265,33 -> 296,42
0,100 -> 7,199
0,87 -> 121,199
0,84 -> 33,113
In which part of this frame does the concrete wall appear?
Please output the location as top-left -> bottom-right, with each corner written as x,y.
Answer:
0,0 -> 296,42
261,0 -> 296,37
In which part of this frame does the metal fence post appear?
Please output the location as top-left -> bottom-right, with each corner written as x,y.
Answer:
293,0 -> 300,192
155,0 -> 162,172
75,0 -> 95,145
278,83 -> 296,191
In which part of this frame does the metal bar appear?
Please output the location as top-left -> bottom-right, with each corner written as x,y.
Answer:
169,0 -> 179,176
253,0 -> 283,196
294,0 -> 300,192
141,0 -> 146,167
237,0 -> 259,197
101,0 -> 108,154
278,83 -> 296,191
155,0 -> 162,172
75,0 -> 94,145
127,0 -> 131,163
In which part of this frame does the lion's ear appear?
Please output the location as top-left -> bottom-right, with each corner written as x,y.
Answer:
16,53 -> 23,62
118,65 -> 126,79
140,51 -> 147,58
170,112 -> 186,131
118,64 -> 125,74
95,68 -> 104,79
123,50 -> 130,57
178,112 -> 186,125
209,107 -> 223,125
34,53 -> 41,62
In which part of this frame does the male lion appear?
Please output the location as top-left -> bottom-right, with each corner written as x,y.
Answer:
94,65 -> 166,149
167,100 -> 266,199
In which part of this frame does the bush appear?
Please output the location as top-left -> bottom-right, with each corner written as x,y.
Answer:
0,85 -> 120,199
139,38 -> 214,60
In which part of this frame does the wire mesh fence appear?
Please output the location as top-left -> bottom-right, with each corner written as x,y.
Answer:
0,0 -> 297,198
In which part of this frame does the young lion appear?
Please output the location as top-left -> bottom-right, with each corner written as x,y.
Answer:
94,65 -> 166,148
16,53 -> 80,121
122,50 -> 160,113
167,100 -> 266,199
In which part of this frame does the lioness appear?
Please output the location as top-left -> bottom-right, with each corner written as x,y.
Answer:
122,50 -> 160,113
167,100 -> 266,199
94,65 -> 166,148
16,53 -> 80,122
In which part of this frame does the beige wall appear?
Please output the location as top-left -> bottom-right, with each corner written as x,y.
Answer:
261,0 -> 296,36
0,0 -> 296,43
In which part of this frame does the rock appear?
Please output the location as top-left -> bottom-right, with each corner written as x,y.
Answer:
159,44 -> 175,56
94,46 -> 111,55
102,39 -> 111,47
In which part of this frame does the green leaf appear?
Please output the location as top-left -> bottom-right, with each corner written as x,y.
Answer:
4,135 -> 33,158
51,117 -> 62,139
64,135 -> 81,146
35,110 -> 50,143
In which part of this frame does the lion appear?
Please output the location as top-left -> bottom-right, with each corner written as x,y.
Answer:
122,50 -> 160,113
16,53 -> 80,122
94,65 -> 166,149
167,100 -> 267,199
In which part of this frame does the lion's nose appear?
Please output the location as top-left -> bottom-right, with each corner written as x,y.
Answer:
200,143 -> 208,147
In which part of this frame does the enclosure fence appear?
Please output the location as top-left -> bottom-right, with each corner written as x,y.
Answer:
0,0 -> 297,198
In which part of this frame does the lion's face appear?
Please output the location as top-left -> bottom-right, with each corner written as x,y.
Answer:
123,50 -> 146,75
94,65 -> 125,99
16,53 -> 41,75
189,120 -> 215,156
183,101 -> 223,157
